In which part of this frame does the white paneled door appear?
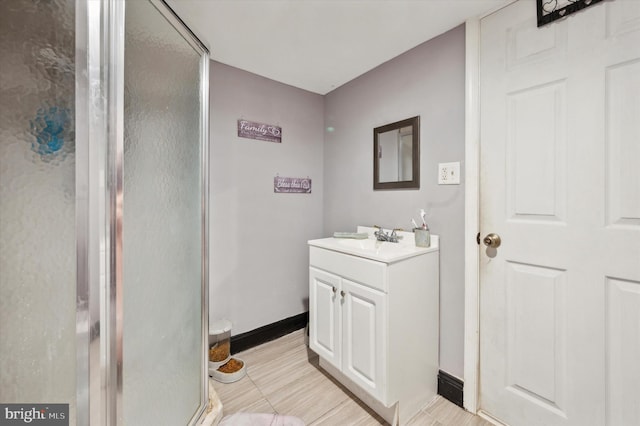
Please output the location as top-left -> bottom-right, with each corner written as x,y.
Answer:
479,1 -> 640,425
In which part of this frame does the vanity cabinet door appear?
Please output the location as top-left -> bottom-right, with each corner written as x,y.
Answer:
341,278 -> 387,402
309,267 -> 342,370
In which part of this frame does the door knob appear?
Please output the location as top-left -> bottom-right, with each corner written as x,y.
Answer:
483,233 -> 501,248
340,290 -> 346,298
332,286 -> 337,294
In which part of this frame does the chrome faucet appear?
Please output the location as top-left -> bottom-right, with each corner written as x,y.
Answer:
374,226 -> 401,243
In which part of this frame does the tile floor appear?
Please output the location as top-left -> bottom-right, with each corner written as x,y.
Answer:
212,329 -> 492,425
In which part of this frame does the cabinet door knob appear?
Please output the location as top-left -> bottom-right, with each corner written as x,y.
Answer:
340,290 -> 346,297
332,286 -> 337,294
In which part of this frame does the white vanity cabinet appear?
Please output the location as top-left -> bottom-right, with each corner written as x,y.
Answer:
309,267 -> 387,400
308,232 -> 439,426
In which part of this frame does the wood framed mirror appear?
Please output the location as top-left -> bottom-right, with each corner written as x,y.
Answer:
373,116 -> 420,190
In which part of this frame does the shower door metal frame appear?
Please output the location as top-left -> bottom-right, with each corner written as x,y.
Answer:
76,0 -> 114,424
76,0 -> 210,424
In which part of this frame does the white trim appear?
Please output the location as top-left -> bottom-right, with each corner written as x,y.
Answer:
464,0 -> 519,415
463,17 -> 481,414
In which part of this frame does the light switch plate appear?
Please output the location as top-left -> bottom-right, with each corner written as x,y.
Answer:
438,162 -> 460,185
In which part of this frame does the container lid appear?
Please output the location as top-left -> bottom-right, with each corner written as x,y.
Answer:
210,319 -> 232,335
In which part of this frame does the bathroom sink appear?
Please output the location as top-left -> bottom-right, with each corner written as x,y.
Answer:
336,238 -> 384,250
308,226 -> 438,264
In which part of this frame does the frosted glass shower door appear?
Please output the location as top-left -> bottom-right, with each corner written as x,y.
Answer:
121,1 -> 207,424
0,1 -> 77,423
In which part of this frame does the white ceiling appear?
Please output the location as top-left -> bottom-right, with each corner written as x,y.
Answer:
166,0 -> 507,95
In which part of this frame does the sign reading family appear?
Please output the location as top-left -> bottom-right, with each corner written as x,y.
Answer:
237,119 -> 282,143
274,176 -> 312,194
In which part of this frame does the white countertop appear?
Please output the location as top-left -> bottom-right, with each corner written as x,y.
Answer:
308,226 -> 438,264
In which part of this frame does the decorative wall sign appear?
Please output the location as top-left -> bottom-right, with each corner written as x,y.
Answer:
537,0 -> 603,27
237,119 -> 282,143
274,176 -> 312,193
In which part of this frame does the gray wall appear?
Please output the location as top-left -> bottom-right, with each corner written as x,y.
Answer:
323,25 -> 466,378
209,61 -> 325,334
209,25 -> 466,378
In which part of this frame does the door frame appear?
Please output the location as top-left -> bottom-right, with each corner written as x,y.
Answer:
463,0 -> 518,415
463,14 -> 481,415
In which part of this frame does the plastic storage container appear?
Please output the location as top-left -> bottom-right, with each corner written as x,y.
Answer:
208,319 -> 246,383
208,319 -> 232,370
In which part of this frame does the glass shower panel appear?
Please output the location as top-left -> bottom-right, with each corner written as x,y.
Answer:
0,0 -> 77,423
123,1 -> 203,424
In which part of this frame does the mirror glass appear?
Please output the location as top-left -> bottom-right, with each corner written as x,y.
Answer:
374,116 -> 420,189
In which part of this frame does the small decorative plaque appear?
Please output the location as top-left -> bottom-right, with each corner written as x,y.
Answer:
237,119 -> 282,143
537,0 -> 603,27
274,176 -> 311,194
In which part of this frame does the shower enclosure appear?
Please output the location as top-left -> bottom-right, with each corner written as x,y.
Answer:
0,0 -> 210,424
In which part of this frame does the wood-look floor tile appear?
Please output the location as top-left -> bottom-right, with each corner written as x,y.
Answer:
405,409 -> 443,426
216,330 -> 491,426
248,346 -> 320,396
308,397 -> 387,426
236,329 -> 305,366
236,397 -> 276,416
211,375 -> 264,415
461,414 -> 495,426
265,367 -> 351,425
424,397 -> 485,426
